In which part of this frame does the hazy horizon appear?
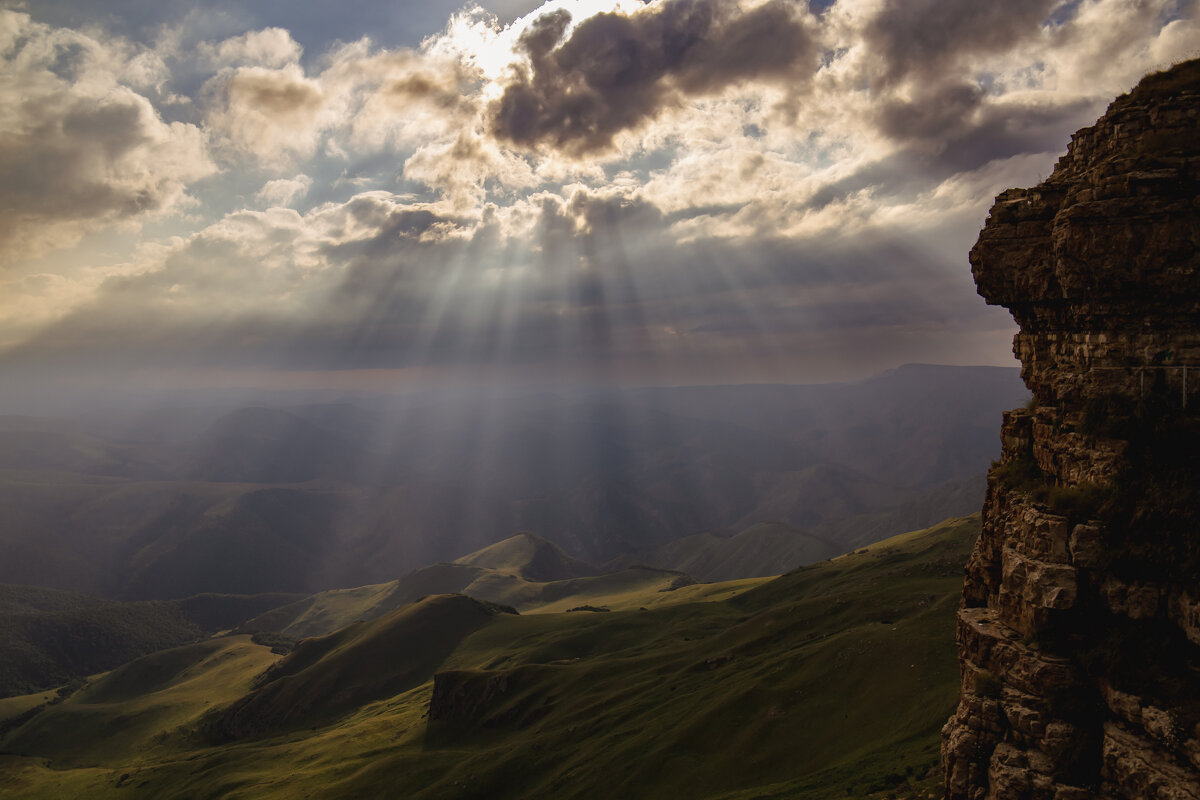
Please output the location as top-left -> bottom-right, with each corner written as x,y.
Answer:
0,360 -> 1020,418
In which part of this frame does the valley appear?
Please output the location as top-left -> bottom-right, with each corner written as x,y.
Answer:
0,515 -> 980,800
0,365 -> 1022,600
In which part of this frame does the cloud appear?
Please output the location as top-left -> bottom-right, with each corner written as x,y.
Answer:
196,27 -> 303,69
336,45 -> 485,156
197,32 -> 485,172
2,181 -> 1008,381
799,93 -> 1097,216
2,0 -> 1196,389
874,81 -> 984,147
799,0 -> 1200,217
863,0 -> 1057,85
204,63 -> 326,167
402,132 -> 540,209
0,10 -> 215,267
3,191 -> 468,359
23,0 -> 475,54
256,174 -> 313,206
488,0 -> 819,154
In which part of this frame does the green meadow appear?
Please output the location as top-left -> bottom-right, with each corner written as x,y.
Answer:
0,515 -> 978,800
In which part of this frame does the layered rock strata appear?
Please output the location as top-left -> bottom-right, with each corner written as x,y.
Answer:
942,60 -> 1200,799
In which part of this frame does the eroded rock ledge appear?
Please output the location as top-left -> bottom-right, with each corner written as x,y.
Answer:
942,59 -> 1200,800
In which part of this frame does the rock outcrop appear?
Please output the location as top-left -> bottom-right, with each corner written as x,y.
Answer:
427,665 -> 556,732
942,60 -> 1200,799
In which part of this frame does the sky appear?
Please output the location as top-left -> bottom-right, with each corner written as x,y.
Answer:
0,0 -> 1196,401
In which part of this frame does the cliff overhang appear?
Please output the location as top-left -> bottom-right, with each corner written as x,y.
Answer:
941,59 -> 1200,800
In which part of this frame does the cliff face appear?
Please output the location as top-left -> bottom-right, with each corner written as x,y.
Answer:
942,60 -> 1200,800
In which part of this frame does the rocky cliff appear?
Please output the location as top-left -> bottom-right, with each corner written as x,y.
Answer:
941,59 -> 1200,799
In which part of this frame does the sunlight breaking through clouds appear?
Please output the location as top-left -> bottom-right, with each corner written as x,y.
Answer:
0,0 -> 1197,389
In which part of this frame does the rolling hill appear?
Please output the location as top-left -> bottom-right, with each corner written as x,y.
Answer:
625,520 -> 841,580
451,532 -> 598,581
215,595 -> 510,740
0,586 -> 301,698
236,532 -> 688,639
0,515 -> 980,800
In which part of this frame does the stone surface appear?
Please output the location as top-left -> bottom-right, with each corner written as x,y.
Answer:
942,59 -> 1200,800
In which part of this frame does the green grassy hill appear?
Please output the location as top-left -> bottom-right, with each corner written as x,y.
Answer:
0,587 -> 201,699
1,637 -> 278,767
452,531 -> 598,581
215,595 -> 509,740
638,520 -> 841,580
0,515 -> 979,800
0,585 -> 301,698
238,533 -> 690,638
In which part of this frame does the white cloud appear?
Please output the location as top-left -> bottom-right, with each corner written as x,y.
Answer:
197,27 -> 303,69
203,63 -> 327,168
0,10 -> 216,268
256,174 -> 313,207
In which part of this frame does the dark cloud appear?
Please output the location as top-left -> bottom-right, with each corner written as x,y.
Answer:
0,90 -> 211,264
489,0 -> 818,154
854,0 -> 1102,194
931,97 -> 1097,173
865,0 -> 1057,84
875,81 -> 984,145
856,0 -> 1102,176
0,98 -> 150,224
325,206 -> 459,284
812,96 -> 1098,211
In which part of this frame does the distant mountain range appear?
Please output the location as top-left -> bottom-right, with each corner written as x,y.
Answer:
0,364 -> 1025,599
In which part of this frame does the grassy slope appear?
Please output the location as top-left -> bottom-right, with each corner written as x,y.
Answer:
214,594 -> 506,739
238,563 -> 693,638
237,578 -> 424,640
170,592 -> 307,632
0,588 -> 201,698
646,520 -> 841,580
0,515 -> 978,800
0,585 -> 302,697
452,532 -> 598,581
1,637 -> 276,768
238,533 -> 695,638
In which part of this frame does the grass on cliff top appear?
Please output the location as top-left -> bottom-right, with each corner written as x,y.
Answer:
1121,58 -> 1200,106
0,515 -> 979,800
